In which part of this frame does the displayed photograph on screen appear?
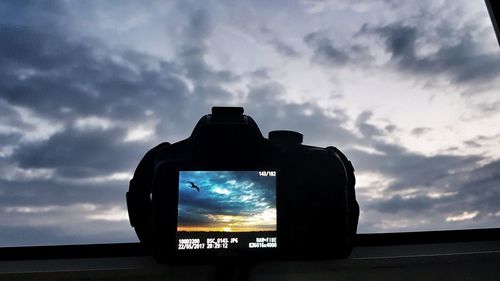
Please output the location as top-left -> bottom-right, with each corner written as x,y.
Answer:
177,171 -> 277,250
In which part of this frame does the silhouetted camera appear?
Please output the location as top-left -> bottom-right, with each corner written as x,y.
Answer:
127,107 -> 359,263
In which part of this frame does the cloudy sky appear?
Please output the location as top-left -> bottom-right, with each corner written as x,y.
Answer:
178,171 -> 276,232
0,0 -> 499,246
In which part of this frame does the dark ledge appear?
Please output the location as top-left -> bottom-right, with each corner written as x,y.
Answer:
354,227 -> 500,246
1,228 -> 499,261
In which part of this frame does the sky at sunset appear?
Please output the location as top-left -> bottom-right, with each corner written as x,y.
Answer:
0,0 -> 499,246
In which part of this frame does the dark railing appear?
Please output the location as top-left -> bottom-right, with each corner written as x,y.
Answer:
1,228 -> 499,261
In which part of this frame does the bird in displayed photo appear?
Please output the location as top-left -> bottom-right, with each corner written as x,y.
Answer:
187,181 -> 200,192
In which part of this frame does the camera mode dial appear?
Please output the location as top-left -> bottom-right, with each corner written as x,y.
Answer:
268,130 -> 303,145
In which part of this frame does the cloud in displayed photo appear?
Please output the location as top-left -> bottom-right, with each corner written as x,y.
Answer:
0,0 -> 499,246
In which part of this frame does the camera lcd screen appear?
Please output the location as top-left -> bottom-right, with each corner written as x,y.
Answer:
177,171 -> 277,251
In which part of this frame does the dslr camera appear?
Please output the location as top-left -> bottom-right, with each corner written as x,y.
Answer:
127,107 -> 359,263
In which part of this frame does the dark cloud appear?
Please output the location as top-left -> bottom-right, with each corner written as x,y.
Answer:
259,27 -> 302,58
356,111 -> 384,138
0,1 -> 67,30
464,140 -> 481,148
360,157 -> 500,232
304,32 -> 349,66
458,159 -> 500,211
270,38 -> 302,58
372,24 -> 417,63
0,101 -> 36,133
385,124 -> 397,133
361,20 -> 500,89
411,127 -> 431,137
0,225 -> 96,247
0,132 -> 22,145
0,25 -> 192,125
13,127 -> 145,178
0,222 -> 137,247
249,68 -> 271,80
349,142 -> 483,191
373,195 -> 444,214
0,178 -> 126,207
463,134 -> 500,149
352,136 -> 499,229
